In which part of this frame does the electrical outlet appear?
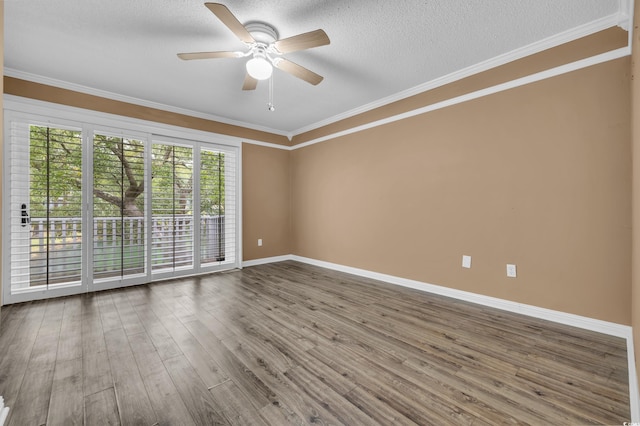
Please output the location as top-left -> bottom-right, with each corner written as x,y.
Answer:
462,255 -> 471,268
258,239 -> 263,247
506,264 -> 517,278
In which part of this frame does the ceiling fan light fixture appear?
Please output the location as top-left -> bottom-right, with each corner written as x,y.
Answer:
246,56 -> 272,80
177,4 -> 330,89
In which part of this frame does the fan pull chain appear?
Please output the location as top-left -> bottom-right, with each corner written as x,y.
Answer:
267,74 -> 275,112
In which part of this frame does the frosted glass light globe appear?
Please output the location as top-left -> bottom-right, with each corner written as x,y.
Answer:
246,57 -> 273,80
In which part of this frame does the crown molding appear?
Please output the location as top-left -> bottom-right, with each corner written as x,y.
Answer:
290,12 -> 629,137
291,47 -> 630,151
618,0 -> 633,31
3,68 -> 291,138
623,0 -> 635,46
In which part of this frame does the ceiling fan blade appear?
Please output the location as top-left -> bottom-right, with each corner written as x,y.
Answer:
242,73 -> 258,90
273,58 -> 323,85
177,51 -> 241,60
274,29 -> 330,54
205,3 -> 255,44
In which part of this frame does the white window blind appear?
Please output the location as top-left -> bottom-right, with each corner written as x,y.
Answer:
151,142 -> 194,273
5,108 -> 241,303
9,122 -> 83,292
93,134 -> 146,281
200,146 -> 237,267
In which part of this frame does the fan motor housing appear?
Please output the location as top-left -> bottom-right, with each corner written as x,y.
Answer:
244,22 -> 278,45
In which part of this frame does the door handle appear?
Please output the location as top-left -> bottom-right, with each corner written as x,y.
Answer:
21,203 -> 29,227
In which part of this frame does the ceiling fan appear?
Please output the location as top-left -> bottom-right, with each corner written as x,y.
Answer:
178,3 -> 330,91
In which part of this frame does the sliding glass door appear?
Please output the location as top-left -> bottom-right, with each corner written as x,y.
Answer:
7,122 -> 84,298
4,111 -> 240,304
149,140 -> 238,276
151,142 -> 194,275
93,134 -> 146,282
200,147 -> 237,268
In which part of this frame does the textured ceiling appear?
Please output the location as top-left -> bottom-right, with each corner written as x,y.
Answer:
4,0 -> 624,136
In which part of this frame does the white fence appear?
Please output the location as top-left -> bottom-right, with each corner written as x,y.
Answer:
26,215 -> 225,286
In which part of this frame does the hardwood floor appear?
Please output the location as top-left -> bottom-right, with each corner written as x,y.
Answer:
0,261 -> 630,425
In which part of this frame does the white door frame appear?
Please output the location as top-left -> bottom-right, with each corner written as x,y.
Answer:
3,97 -> 243,305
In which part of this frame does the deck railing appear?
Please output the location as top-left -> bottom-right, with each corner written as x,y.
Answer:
26,215 -> 225,286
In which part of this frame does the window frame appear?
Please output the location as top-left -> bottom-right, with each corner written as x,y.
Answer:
3,96 -> 243,304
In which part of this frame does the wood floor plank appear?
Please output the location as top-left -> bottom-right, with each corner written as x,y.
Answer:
179,319 -> 277,411
83,349 -> 114,398
216,298 -> 316,352
222,331 -> 296,375
516,364 -> 629,411
47,357 -> 84,426
81,293 -> 114,398
127,331 -> 197,426
309,342 -> 455,425
258,403 -> 305,426
127,300 -> 184,361
97,291 -> 123,333
81,294 -> 107,353
162,354 -> 228,426
515,365 -> 630,421
455,364 -> 601,424
231,288 -> 323,345
161,285 -> 235,340
0,300 -> 47,416
218,335 -> 308,419
402,355 -> 549,425
343,385 -> 420,426
0,303 -> 29,353
0,261 -> 631,424
111,291 -> 145,337
57,297 -> 83,362
283,365 -> 381,426
104,326 -> 157,425
208,379 -> 269,426
85,387 -> 120,426
8,299 -> 64,426
0,304 -> 11,326
247,368 -> 342,426
153,311 -> 229,388
523,350 -> 630,395
306,304 -> 550,423
218,325 -> 339,424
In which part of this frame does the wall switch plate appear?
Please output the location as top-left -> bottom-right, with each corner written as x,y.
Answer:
258,239 -> 263,247
506,264 -> 517,278
462,255 -> 471,268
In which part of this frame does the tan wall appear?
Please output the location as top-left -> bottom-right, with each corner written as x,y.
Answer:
4,77 -> 290,147
291,57 -> 632,325
632,0 -> 640,395
242,143 -> 291,260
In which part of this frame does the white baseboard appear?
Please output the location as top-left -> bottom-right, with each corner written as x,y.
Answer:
244,254 -> 640,421
242,255 -> 293,268
627,337 -> 640,422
